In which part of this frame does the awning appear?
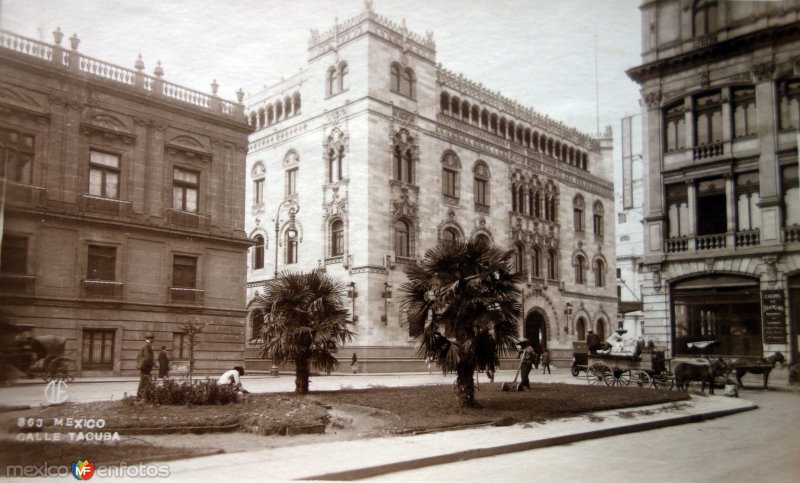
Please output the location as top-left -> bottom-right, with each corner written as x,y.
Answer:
618,301 -> 643,314
673,275 -> 758,290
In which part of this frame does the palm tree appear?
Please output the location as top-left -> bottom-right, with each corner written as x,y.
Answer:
401,239 -> 523,408
249,269 -> 355,394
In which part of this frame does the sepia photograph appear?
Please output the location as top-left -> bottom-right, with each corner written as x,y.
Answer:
0,1 -> 798,481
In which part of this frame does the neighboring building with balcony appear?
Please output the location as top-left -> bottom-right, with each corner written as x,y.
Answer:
0,28 -> 251,376
627,0 -> 800,362
243,4 -> 616,371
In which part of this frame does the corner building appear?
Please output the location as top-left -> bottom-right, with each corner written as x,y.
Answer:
245,5 -> 616,371
628,1 -> 800,361
0,29 -> 251,376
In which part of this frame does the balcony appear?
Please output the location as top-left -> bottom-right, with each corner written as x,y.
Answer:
696,234 -> 726,251
166,209 -> 210,230
81,279 -> 123,299
169,287 -> 204,305
0,274 -> 36,296
692,142 -> 723,160
81,194 -> 132,218
735,229 -> 760,248
665,237 -> 689,253
785,225 -> 800,243
6,183 -> 46,208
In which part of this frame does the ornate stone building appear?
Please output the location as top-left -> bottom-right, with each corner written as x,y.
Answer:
245,4 -> 616,371
0,28 -> 251,376
627,0 -> 800,361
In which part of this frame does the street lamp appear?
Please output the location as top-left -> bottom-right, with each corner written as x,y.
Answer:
564,302 -> 573,335
347,282 -> 358,322
274,200 -> 299,278
381,282 -> 392,324
270,199 -> 299,377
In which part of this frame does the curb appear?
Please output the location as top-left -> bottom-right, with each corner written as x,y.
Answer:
299,402 -> 758,481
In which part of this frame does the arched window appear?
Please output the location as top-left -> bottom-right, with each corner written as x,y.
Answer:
339,62 -> 348,92
594,258 -> 605,287
576,318 -> 586,341
575,255 -> 586,285
395,220 -> 410,257
548,193 -> 558,222
442,227 -> 459,246
514,243 -> 524,274
253,235 -> 265,270
534,191 -> 541,218
531,247 -> 540,278
284,97 -> 292,117
285,231 -> 298,265
441,151 -> 461,199
331,219 -> 344,257
327,67 -> 338,97
394,130 -> 414,183
267,106 -> 274,125
573,195 -> 585,232
593,200 -> 604,237
293,92 -> 301,113
400,68 -> 414,97
440,92 -> 450,114
251,161 -> 265,205
257,109 -> 265,129
328,146 -> 344,183
473,161 -> 490,208
390,64 -> 401,92
547,249 -> 557,280
475,233 -> 490,247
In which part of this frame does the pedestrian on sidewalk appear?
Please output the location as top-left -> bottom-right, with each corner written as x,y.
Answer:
136,334 -> 154,398
351,353 -> 358,373
516,339 -> 534,391
158,346 -> 170,379
425,355 -> 433,374
541,348 -> 551,374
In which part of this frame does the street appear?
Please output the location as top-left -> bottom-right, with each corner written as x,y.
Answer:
366,389 -> 800,483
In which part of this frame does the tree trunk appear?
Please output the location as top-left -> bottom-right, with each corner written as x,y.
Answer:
455,362 -> 479,408
295,356 -> 310,394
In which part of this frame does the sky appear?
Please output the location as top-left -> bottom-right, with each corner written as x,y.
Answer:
0,0 -> 644,139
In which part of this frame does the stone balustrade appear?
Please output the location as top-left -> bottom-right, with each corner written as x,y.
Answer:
0,28 -> 245,120
735,229 -> 760,247
695,233 -> 726,250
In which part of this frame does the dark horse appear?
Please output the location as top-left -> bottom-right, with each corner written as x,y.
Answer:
674,358 -> 728,395
733,352 -> 785,390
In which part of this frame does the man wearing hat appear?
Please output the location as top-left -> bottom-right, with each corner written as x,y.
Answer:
136,334 -> 155,398
516,339 -> 536,391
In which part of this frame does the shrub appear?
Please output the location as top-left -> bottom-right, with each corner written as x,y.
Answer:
142,378 -> 240,405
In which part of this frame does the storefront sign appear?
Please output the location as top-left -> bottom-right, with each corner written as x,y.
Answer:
761,290 -> 787,344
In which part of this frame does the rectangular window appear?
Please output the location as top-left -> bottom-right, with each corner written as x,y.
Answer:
783,165 -> 800,226
82,329 -> 114,370
286,168 -> 297,197
616,268 -> 622,279
474,178 -> 488,205
286,239 -> 298,264
173,168 -> 199,212
696,178 -> 727,236
89,151 -> 120,199
173,255 -> 197,288
733,88 -> 757,138
87,245 -> 116,281
573,208 -> 584,232
664,103 -> 686,152
736,172 -> 760,231
1,235 -> 28,275
694,92 -> 723,145
778,80 -> 800,131
0,129 -> 34,184
666,183 -> 689,237
254,178 -> 264,205
173,332 -> 188,360
443,169 -> 458,198
547,252 -> 557,280
593,214 -> 603,237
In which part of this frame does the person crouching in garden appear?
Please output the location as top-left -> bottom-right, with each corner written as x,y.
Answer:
218,366 -> 249,394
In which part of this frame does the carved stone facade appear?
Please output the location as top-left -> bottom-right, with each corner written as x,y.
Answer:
628,0 -> 800,361
0,29 -> 251,376
244,4 -> 616,371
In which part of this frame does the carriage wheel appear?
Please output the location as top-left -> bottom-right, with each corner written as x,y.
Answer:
634,371 -> 652,388
586,362 -> 611,386
652,373 -> 675,390
46,358 -> 76,383
606,368 -> 632,387
571,363 -> 580,377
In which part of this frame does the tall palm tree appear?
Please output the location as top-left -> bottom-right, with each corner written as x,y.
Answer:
401,239 -> 523,408
249,269 -> 355,394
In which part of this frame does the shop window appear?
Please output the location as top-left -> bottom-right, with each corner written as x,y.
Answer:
82,329 -> 114,370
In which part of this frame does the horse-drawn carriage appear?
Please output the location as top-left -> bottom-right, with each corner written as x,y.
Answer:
583,347 -> 675,389
0,322 -> 76,384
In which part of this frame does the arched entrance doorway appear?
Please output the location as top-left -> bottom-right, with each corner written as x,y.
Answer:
575,317 -> 586,341
525,310 -> 548,353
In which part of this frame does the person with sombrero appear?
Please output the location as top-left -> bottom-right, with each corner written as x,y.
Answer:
136,334 -> 155,398
516,338 -> 535,391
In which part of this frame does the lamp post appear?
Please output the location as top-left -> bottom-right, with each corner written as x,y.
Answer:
381,282 -> 392,324
270,199 -> 299,377
564,302 -> 573,337
347,282 -> 358,322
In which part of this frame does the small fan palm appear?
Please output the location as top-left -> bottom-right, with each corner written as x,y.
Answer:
249,269 -> 355,394
401,239 -> 523,408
